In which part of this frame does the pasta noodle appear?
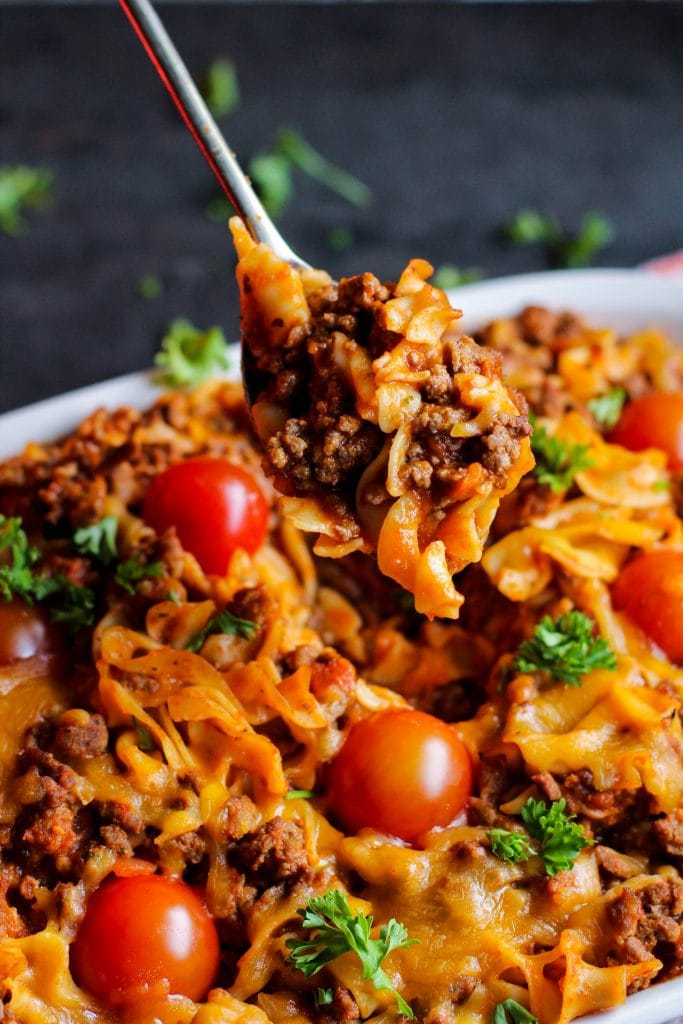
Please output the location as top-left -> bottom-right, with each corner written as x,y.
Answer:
0,302 -> 682,1024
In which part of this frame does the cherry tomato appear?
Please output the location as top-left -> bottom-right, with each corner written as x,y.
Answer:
326,708 -> 472,844
143,458 -> 268,575
612,550 -> 683,663
611,392 -> 683,469
70,875 -> 220,1004
0,599 -> 58,665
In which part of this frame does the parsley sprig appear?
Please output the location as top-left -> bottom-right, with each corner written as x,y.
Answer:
286,890 -> 417,1019
488,828 -> 534,864
0,165 -> 53,236
154,319 -> 231,388
200,58 -> 240,118
504,209 -> 613,269
0,515 -> 95,631
493,999 -> 539,1024
73,516 -> 118,566
530,420 -> 594,493
513,610 -> 617,686
587,387 -> 627,429
114,556 -> 164,595
488,798 -> 593,877
187,609 -> 258,653
522,798 -> 593,876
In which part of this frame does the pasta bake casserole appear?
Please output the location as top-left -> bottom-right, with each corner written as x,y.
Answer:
0,260 -> 683,1024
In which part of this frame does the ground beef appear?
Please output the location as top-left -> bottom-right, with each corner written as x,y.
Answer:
479,412 -> 532,487
317,986 -> 361,1023
216,795 -> 261,843
653,812 -> 683,857
605,877 -> 683,987
54,711 -> 108,759
231,817 -> 311,890
538,768 -> 638,828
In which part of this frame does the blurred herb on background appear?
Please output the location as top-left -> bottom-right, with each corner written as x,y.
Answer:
136,273 -> 164,300
247,128 -> 372,219
326,227 -> 354,252
0,166 -> 53,236
504,209 -> 613,268
431,264 -> 482,290
200,58 -> 240,118
155,319 -> 231,387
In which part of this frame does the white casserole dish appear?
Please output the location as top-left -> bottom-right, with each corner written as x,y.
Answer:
1,268 -> 682,1024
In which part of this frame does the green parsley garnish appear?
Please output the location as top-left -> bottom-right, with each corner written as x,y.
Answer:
531,420 -> 594,493
0,514 -> 41,602
431,264 -> 482,290
0,165 -> 53,236
488,828 -> 534,864
285,789 -> 315,801
132,716 -> 155,752
0,516 -> 94,630
200,58 -> 240,118
313,988 -> 334,1008
514,610 -> 617,686
73,516 -> 118,566
587,387 -> 627,429
248,152 -> 294,218
286,890 -> 417,1019
187,609 -> 258,653
154,319 -> 232,388
521,798 -> 593,877
136,273 -> 164,301
493,999 -> 539,1024
326,226 -> 354,253
248,128 -> 372,219
653,480 -> 670,492
504,209 -> 613,269
114,556 -> 164,595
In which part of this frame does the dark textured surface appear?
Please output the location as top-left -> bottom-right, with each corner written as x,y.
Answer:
1,2 -> 682,413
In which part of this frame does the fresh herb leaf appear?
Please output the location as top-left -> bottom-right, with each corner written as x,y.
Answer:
247,152 -> 294,218
493,999 -> 539,1024
286,890 -> 417,1019
154,319 -> 231,388
48,578 -> 96,632
504,209 -> 613,269
521,797 -> 593,876
114,556 -> 164,595
200,58 -> 240,118
0,514 -> 41,602
187,609 -> 258,653
313,988 -> 334,1008
431,264 -> 482,290
587,387 -> 627,429
0,165 -> 53,236
136,273 -> 164,300
286,789 -> 315,800
531,421 -> 594,493
276,129 -> 372,209
167,589 -> 182,604
73,516 -> 119,566
326,226 -> 353,253
132,716 -> 155,752
514,610 -> 617,686
488,828 -> 534,864
653,480 -> 670,492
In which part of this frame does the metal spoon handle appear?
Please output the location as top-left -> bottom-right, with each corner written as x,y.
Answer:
119,0 -> 306,266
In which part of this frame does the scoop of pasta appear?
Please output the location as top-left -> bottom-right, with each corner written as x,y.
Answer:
231,217 -> 533,619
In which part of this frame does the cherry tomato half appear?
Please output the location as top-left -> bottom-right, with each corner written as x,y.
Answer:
326,708 -> 472,844
0,599 -> 58,665
611,392 -> 683,469
612,549 -> 683,663
70,875 -> 220,1005
143,457 -> 268,575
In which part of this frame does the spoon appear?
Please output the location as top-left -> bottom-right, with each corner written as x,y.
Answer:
119,0 -> 309,276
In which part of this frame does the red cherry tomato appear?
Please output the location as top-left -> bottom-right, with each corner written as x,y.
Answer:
612,550 -> 683,663
70,875 -> 220,1004
143,458 -> 268,575
326,708 -> 472,844
0,599 -> 58,665
611,392 -> 683,469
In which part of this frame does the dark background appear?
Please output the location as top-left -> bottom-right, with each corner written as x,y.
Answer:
1,1 -> 682,413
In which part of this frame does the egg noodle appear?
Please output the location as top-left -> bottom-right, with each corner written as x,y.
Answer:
0,292 -> 682,1024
